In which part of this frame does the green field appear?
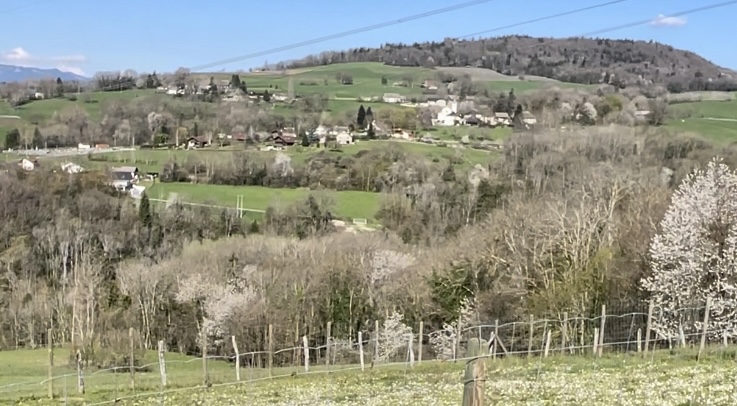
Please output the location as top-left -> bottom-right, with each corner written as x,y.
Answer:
667,99 -> 737,143
206,62 -> 587,99
145,182 -> 382,221
10,89 -> 158,123
2,346 -> 736,405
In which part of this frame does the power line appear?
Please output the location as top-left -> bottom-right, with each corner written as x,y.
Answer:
90,0 -> 737,90
497,0 -> 737,57
459,0 -> 632,39
233,0 -> 735,81
190,0 -> 500,72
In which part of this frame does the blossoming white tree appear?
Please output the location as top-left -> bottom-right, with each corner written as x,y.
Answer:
376,311 -> 412,362
643,158 -> 737,339
428,297 -> 476,360
176,266 -> 256,345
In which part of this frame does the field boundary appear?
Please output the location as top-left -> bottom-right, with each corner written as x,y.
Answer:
0,300 -> 731,404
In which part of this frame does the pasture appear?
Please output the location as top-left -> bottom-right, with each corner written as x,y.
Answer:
145,182 -> 382,221
667,99 -> 737,143
2,345 -> 736,405
202,62 -> 585,99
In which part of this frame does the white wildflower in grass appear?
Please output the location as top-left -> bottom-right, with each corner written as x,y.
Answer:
70,358 -> 737,405
377,311 -> 412,362
428,297 -> 476,360
644,158 -> 737,340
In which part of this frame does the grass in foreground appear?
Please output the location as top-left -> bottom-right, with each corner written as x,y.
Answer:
2,346 -> 737,405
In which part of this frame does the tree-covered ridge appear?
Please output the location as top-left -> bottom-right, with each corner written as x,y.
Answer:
280,35 -> 737,92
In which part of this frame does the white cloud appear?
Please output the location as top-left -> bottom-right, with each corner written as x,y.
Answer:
0,47 -> 87,76
649,14 -> 687,27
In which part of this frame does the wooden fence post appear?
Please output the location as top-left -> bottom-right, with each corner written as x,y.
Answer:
455,315 -> 463,362
325,321 -> 331,367
593,328 -> 599,356
128,327 -> 135,390
698,297 -> 712,361
637,328 -> 642,353
461,338 -> 486,406
231,336 -> 240,382
47,328 -> 53,399
407,333 -> 415,368
561,312 -> 568,354
544,330 -> 552,358
644,299 -> 654,356
527,315 -> 534,359
201,330 -> 209,386
358,331 -> 365,371
268,324 -> 273,378
158,340 -> 167,387
492,320 -> 499,360
76,349 -> 84,394
418,321 -> 423,365
374,320 -> 380,364
598,305 -> 606,357
302,335 -> 310,372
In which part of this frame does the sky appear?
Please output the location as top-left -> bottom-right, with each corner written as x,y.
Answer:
0,0 -> 733,77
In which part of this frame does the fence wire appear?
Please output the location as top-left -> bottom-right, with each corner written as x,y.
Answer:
0,304 -> 730,404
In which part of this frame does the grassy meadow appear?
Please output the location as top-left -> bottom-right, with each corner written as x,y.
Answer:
2,345 -> 737,405
205,63 -> 581,99
145,182 -> 382,221
667,99 -> 737,143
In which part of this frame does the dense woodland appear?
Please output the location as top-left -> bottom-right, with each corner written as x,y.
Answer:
283,36 -> 737,92
0,123 -> 734,368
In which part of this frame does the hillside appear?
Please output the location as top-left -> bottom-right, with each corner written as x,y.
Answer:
280,36 -> 737,92
0,64 -> 87,83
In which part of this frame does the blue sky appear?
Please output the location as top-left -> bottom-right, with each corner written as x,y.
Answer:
0,0 -> 733,76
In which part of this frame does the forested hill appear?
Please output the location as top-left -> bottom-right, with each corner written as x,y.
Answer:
280,36 -> 737,92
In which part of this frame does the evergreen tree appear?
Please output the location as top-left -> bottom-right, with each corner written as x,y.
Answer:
365,107 -> 374,126
32,127 -> 44,149
138,192 -> 153,229
506,88 -> 517,114
55,78 -> 64,98
146,74 -> 155,89
193,122 -> 199,138
231,74 -> 242,88
367,122 -> 376,139
263,90 -> 271,102
152,71 -> 161,87
4,128 -> 20,150
301,133 -> 311,147
357,105 -> 366,127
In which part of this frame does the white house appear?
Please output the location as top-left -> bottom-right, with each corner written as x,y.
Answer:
434,106 -> 458,126
494,112 -> 512,127
383,93 -> 405,104
336,131 -> 353,145
314,125 -> 329,137
390,129 -> 413,140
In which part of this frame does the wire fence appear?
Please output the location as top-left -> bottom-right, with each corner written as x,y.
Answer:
0,301 -> 730,404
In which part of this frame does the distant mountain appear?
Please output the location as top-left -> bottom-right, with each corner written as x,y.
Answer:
280,35 -> 737,92
0,64 -> 87,83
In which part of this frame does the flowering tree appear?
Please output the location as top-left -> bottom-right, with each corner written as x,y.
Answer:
176,267 -> 256,345
643,158 -> 737,339
428,297 -> 476,360
376,311 -> 412,362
